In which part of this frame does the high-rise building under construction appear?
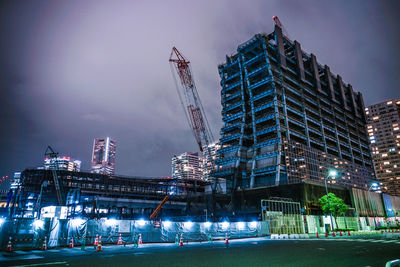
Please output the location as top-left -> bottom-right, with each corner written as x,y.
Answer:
213,24 -> 374,193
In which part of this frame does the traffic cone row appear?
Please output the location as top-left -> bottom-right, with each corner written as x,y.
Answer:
179,234 -> 184,246
94,234 -> 98,246
117,234 -> 123,245
339,231 -> 342,237
96,236 -> 102,252
138,234 -> 142,245
332,231 -> 336,237
41,236 -> 47,251
6,237 -> 12,252
69,237 -> 74,248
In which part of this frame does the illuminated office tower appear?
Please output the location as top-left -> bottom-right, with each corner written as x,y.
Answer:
91,137 -> 117,176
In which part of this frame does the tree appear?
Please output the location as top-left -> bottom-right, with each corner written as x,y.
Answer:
318,193 -> 349,229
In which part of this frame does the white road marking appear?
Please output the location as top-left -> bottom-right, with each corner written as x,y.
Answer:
11,261 -> 67,267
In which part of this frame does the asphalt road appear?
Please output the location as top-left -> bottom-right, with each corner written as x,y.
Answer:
1,237 -> 399,267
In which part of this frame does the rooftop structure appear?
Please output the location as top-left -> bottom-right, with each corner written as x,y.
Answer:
213,24 -> 374,194
91,137 -> 117,176
44,156 -> 81,172
366,99 -> 400,196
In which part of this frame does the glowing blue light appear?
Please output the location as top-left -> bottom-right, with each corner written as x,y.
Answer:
0,218 -> 5,227
204,221 -> 212,228
237,222 -> 245,230
33,219 -> 44,229
71,218 -> 85,226
105,218 -> 117,226
221,221 -> 230,230
184,221 -> 193,229
250,221 -> 257,228
163,220 -> 172,228
137,219 -> 147,226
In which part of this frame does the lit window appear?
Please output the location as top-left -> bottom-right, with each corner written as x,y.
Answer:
373,116 -> 379,120
384,161 -> 390,165
394,127 -> 399,131
382,153 -> 388,157
368,129 -> 373,132
365,108 -> 369,111
394,124 -> 399,127
366,111 -> 369,115
387,101 -> 392,105
367,125 -> 373,129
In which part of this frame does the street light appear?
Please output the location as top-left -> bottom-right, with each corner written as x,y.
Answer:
324,169 -> 337,231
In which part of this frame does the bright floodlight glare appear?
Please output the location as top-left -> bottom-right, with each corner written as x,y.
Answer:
184,221 -> 193,229
72,218 -> 85,226
328,170 -> 337,177
222,221 -> 230,230
137,219 -> 147,226
33,219 -> 44,228
250,221 -> 258,228
204,221 -> 212,228
163,220 -> 172,228
237,222 -> 245,230
0,218 -> 5,226
371,183 -> 378,187
105,218 -> 117,226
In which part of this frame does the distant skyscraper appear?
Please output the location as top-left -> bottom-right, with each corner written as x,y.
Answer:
91,137 -> 117,176
202,141 -> 220,181
366,99 -> 400,196
172,152 -> 204,180
44,156 -> 81,172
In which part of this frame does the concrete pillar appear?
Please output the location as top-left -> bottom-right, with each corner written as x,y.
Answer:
310,53 -> 322,93
324,65 -> 335,101
348,84 -> 359,117
294,41 -> 305,82
337,75 -> 349,110
275,25 -> 287,68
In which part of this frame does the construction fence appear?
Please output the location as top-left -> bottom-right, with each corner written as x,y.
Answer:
0,218 -> 269,250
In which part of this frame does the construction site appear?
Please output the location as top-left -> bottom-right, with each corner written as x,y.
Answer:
2,17 -> 400,255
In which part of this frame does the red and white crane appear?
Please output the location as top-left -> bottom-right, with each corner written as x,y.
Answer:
169,47 -> 214,154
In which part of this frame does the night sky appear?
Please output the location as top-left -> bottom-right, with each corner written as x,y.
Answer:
1,0 -> 399,187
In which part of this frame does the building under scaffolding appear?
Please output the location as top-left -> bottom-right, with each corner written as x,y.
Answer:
10,169 -> 210,219
213,23 -> 374,210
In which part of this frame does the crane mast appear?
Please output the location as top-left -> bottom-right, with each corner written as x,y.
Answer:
169,47 -> 214,153
169,47 -> 220,194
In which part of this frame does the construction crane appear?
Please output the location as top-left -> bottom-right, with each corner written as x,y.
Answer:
272,15 -> 290,40
169,47 -> 214,154
44,146 -> 64,206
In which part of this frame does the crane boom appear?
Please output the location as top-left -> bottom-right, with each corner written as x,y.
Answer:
149,194 -> 169,220
44,146 -> 64,205
169,47 -> 214,152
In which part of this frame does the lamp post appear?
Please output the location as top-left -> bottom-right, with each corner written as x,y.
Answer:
324,169 -> 337,232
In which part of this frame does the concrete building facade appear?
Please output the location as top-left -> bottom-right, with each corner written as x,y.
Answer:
213,25 -> 374,193
366,99 -> 400,196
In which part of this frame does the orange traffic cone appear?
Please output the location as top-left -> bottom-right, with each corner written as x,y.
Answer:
348,231 -> 351,236
340,231 -> 342,237
179,234 -> 184,246
41,236 -> 48,251
316,232 -> 319,238
138,234 -> 142,245
6,237 -> 12,252
94,234 -> 98,246
225,233 -> 229,247
332,231 -> 336,237
69,237 -> 74,248
96,236 -> 102,252
117,234 -> 122,245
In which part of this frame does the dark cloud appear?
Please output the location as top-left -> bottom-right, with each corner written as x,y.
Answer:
1,0 -> 399,182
